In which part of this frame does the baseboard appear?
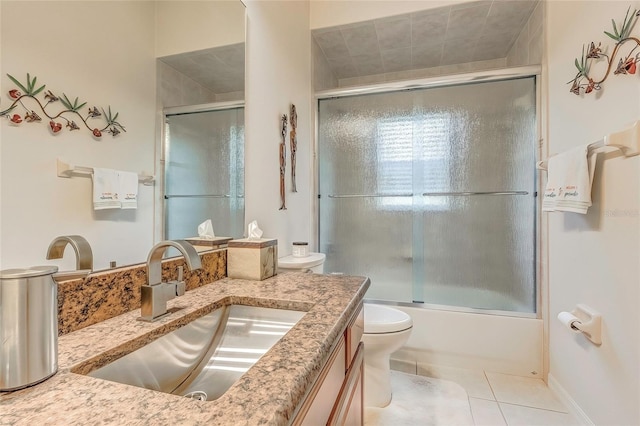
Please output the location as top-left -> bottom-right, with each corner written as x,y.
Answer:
547,373 -> 594,426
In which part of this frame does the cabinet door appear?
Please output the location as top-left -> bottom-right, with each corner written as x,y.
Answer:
295,338 -> 346,426
328,342 -> 364,426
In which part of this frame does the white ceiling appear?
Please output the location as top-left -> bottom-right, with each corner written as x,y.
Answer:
312,0 -> 538,79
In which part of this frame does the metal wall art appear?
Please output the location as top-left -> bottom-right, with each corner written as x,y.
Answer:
569,6 -> 640,95
1,73 -> 126,138
289,104 -> 298,193
279,114 -> 287,210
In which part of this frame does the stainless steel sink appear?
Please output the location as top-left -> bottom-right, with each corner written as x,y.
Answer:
86,305 -> 305,401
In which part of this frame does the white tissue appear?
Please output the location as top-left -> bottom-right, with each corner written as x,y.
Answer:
197,219 -> 215,239
247,220 -> 263,239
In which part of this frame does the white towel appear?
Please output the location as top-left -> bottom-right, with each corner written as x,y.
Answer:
92,168 -> 121,210
118,171 -> 138,210
542,144 -> 597,214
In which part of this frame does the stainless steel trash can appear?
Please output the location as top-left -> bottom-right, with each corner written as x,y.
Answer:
1,266 -> 59,391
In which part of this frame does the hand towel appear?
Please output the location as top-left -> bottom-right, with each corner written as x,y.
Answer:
92,168 -> 121,210
542,144 -> 597,214
118,171 -> 138,210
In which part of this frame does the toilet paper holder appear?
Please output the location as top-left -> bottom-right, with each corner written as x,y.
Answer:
558,304 -> 602,345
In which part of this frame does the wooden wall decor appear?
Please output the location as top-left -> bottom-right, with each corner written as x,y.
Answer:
279,114 -> 287,210
290,104 -> 298,193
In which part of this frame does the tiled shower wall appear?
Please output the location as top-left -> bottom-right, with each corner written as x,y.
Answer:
506,1 -> 544,66
312,2 -> 544,91
157,60 -> 217,107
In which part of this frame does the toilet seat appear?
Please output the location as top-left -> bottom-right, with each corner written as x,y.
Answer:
364,303 -> 413,334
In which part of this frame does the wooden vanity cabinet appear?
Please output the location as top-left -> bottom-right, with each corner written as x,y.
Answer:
292,303 -> 364,426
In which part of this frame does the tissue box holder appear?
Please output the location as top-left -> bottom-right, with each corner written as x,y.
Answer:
227,238 -> 278,281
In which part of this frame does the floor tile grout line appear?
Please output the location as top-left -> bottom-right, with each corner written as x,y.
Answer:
467,395 -> 478,426
484,370 -> 508,425
483,370 -> 498,401
497,401 -> 570,414
483,370 -> 570,414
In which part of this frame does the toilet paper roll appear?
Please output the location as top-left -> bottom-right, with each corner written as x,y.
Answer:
557,311 -> 581,333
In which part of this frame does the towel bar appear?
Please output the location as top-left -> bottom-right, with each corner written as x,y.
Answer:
56,158 -> 155,185
537,120 -> 640,171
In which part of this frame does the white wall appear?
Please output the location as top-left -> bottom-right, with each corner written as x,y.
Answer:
244,0 -> 313,255
0,2 -> 156,271
155,0 -> 245,57
545,2 -> 640,424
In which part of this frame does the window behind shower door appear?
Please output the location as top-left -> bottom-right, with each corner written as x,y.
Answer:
164,107 -> 244,240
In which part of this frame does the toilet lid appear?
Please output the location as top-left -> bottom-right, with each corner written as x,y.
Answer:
278,253 -> 326,269
364,303 -> 413,334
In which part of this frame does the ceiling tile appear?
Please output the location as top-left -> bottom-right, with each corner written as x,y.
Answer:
473,35 -> 512,61
327,57 -> 359,79
352,52 -> 385,75
311,1 -> 537,84
411,9 -> 449,46
451,0 -> 493,11
381,47 -> 413,73
445,4 -> 491,40
441,36 -> 479,65
412,42 -> 443,68
341,22 -> 379,56
375,16 -> 411,50
212,43 -> 245,68
488,0 -> 536,21
313,29 -> 350,59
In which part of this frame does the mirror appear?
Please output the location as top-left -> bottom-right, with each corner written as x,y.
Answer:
0,1 -> 245,271
155,2 -> 246,243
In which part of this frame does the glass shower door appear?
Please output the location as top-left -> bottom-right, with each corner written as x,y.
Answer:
164,107 -> 244,240
318,91 -> 416,302
318,77 -> 536,313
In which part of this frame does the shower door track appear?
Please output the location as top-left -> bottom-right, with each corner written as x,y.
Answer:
315,65 -> 541,100
365,298 -> 538,319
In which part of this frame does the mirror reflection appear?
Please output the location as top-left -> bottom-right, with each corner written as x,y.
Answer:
155,3 -> 246,244
163,106 -> 244,240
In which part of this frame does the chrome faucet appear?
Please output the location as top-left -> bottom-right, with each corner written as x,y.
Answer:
140,240 -> 202,322
46,235 -> 93,282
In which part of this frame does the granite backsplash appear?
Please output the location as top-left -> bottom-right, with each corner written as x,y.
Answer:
57,249 -> 227,335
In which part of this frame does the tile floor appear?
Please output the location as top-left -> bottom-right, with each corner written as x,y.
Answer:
390,359 -> 579,426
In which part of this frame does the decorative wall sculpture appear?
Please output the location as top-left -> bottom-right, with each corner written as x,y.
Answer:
290,104 -> 298,193
569,6 -> 640,95
279,114 -> 287,210
1,73 -> 126,138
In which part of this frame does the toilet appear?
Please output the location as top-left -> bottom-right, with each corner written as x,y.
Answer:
277,253 -> 413,408
277,252 -> 326,273
361,303 -> 412,408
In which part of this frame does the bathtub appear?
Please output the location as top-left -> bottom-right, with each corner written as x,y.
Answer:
367,293 -> 543,378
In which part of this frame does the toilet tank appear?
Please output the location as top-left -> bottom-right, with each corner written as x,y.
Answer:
278,253 -> 325,273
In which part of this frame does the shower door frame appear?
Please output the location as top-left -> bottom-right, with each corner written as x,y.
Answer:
313,65 -> 543,319
160,100 -> 245,241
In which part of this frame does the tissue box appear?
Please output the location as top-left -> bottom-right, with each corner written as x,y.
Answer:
227,238 -> 278,281
184,237 -> 232,249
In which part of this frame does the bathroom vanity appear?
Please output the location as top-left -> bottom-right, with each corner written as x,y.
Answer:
0,271 -> 369,425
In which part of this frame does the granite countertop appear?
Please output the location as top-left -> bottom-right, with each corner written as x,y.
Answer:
0,272 -> 369,426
